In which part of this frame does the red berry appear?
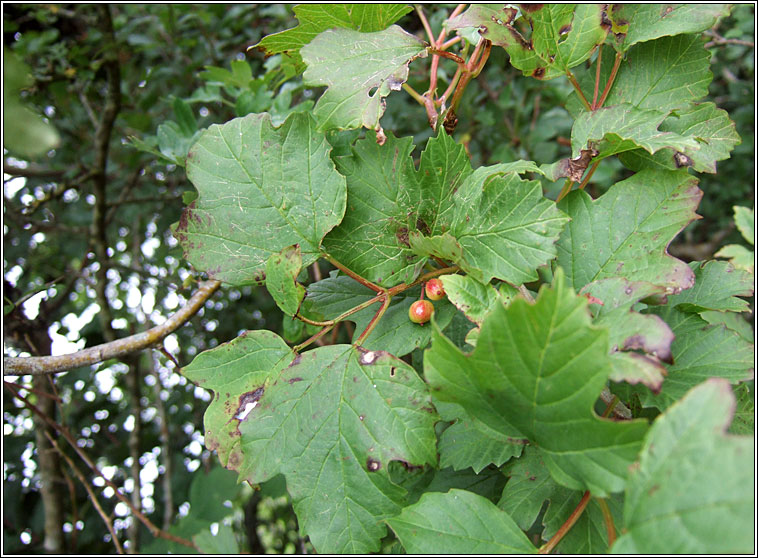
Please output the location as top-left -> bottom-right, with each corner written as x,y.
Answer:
425,278 -> 446,301
409,300 -> 434,324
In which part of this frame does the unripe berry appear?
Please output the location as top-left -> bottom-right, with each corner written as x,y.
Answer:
425,278 -> 446,301
408,300 -> 434,324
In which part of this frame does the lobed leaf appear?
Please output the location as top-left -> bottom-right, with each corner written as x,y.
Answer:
556,169 -> 702,292
174,112 -> 346,286
581,278 -> 673,391
438,416 -> 524,473
603,34 -> 712,112
571,103 -> 699,161
451,172 -> 570,285
255,4 -> 413,72
612,379 -> 754,554
439,274 -> 502,325
182,331 -> 294,469
450,5 -> 608,80
302,26 -> 426,132
424,269 -> 649,496
667,260 -> 753,313
610,4 -> 731,51
634,307 -> 754,410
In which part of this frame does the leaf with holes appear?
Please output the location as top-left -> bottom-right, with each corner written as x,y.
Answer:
302,26 -> 426,132
424,269 -> 649,496
571,104 -> 699,161
181,331 -> 294,473
255,4 -> 413,73
231,344 -> 437,553
173,112 -> 346,286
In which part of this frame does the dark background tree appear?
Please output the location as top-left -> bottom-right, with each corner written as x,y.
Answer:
3,4 -> 753,553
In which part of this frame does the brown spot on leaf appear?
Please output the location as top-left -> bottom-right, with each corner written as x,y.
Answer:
532,67 -> 546,79
366,458 -> 382,472
673,152 -> 693,168
396,226 -> 410,247
287,377 -> 303,384
520,4 -> 543,13
559,24 -> 572,35
288,354 -> 303,368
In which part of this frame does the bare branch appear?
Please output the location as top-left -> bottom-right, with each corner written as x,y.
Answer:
4,280 -> 221,376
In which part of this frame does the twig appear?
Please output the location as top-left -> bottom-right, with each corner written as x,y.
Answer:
355,295 -> 392,345
578,161 -> 600,190
597,51 -> 623,109
599,387 -> 632,420
596,497 -> 616,547
46,433 -> 125,554
591,47 -> 603,109
567,71 -> 591,111
6,384 -> 196,550
539,491 -> 591,554
3,162 -> 66,179
4,280 -> 221,376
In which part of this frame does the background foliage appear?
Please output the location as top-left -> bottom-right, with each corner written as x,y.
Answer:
3,4 -> 754,554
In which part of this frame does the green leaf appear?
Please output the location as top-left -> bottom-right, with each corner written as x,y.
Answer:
450,171 -> 569,285
173,97 -> 198,136
322,131 -> 472,287
424,467 -> 508,503
581,278 -> 673,391
502,447 -> 625,553
181,331 -> 294,469
265,245 -> 306,316
194,524 -> 239,554
499,445 -> 572,531
173,112 -> 347,286
728,383 -> 754,435
302,26 -> 426,132
255,4 -> 413,72
304,272 -> 457,357
438,417 -> 524,473
603,34 -> 712,112
636,307 -> 755,410
612,379 -> 754,554
611,4 -> 731,51
571,103 -> 699,160
424,269 -> 648,496
733,205 -> 754,246
235,344 -> 438,553
3,48 -> 60,158
618,102 -> 742,174
386,489 -> 537,554
659,102 -> 741,173
667,260 -> 753,313
715,244 -> 754,274
700,310 -> 755,343
450,5 -> 607,80
556,169 -> 702,292
439,274 -> 502,325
